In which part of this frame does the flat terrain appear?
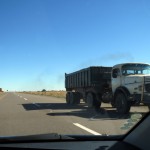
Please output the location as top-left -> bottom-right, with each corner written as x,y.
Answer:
0,92 -> 148,136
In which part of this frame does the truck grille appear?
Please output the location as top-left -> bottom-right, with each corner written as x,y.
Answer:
145,84 -> 150,92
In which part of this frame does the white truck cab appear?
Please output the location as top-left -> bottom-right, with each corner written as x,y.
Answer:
111,63 -> 150,113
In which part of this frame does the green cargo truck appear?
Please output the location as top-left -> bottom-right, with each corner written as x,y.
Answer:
65,63 -> 150,114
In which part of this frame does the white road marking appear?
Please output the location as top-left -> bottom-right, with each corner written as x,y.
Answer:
20,96 -> 22,98
73,123 -> 101,135
24,98 -> 28,101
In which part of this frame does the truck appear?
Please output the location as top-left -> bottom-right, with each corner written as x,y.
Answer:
65,63 -> 150,114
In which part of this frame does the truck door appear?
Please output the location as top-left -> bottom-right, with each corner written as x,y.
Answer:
112,68 -> 121,93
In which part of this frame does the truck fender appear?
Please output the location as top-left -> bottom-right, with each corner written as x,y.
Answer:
114,87 -> 130,100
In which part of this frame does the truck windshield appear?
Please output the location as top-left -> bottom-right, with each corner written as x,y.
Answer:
122,64 -> 150,75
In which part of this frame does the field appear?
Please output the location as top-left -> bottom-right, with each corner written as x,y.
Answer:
22,91 -> 66,98
0,92 -> 4,96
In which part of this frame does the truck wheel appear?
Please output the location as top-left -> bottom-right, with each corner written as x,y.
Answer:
67,92 -> 80,105
66,92 -> 70,104
111,100 -> 116,108
86,93 -> 94,108
74,92 -> 80,104
87,93 -> 101,108
115,92 -> 130,114
69,92 -> 75,105
96,94 -> 102,107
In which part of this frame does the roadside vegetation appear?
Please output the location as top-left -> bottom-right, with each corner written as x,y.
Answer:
22,90 -> 66,98
0,91 -> 4,96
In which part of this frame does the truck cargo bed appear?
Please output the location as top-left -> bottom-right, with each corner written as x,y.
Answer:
65,66 -> 112,90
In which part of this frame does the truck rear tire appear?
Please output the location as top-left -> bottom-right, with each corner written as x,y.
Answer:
74,92 -> 80,104
86,93 -> 101,108
69,92 -> 80,105
66,92 -> 70,104
70,92 -> 75,105
86,93 -> 95,108
115,92 -> 130,114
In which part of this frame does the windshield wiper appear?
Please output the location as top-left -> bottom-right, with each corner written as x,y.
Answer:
0,133 -> 74,143
0,133 -> 123,143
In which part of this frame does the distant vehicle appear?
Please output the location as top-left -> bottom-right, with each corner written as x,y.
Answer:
65,63 -> 150,114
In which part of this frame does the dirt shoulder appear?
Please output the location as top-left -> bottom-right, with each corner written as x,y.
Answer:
21,91 -> 66,98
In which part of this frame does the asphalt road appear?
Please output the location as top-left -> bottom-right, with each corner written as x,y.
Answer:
0,92 -> 149,136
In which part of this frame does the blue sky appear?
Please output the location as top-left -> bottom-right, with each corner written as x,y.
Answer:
0,0 -> 150,91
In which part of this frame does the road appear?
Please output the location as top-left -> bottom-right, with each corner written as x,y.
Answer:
0,92 -> 148,136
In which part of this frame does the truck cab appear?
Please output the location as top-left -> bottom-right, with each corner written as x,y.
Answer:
111,63 -> 150,113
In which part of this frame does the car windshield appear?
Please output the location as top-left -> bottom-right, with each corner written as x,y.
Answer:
122,64 -> 150,75
0,0 -> 150,139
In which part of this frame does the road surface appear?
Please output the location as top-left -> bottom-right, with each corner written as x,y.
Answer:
0,92 -> 148,136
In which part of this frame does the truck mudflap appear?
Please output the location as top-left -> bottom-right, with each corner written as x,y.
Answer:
127,94 -> 141,105
128,93 -> 150,105
141,76 -> 150,105
143,93 -> 150,104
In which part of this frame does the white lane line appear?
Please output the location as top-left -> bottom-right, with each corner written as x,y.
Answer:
24,98 -> 28,101
73,123 -> 101,135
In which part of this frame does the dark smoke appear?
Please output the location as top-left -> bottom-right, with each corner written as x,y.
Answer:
76,52 -> 134,70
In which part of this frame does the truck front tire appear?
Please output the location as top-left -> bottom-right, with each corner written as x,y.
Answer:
115,92 -> 130,114
111,100 -> 116,108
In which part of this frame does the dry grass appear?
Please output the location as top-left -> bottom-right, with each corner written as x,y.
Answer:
0,92 -> 4,96
22,91 -> 66,98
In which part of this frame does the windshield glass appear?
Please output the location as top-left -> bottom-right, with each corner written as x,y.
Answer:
122,64 -> 150,75
0,0 -> 150,139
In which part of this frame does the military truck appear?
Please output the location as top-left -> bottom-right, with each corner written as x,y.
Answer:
65,63 -> 150,114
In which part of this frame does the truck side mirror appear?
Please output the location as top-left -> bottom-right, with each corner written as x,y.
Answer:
112,69 -> 119,78
112,73 -> 117,78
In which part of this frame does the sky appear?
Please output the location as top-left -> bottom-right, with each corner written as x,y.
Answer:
0,0 -> 150,91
